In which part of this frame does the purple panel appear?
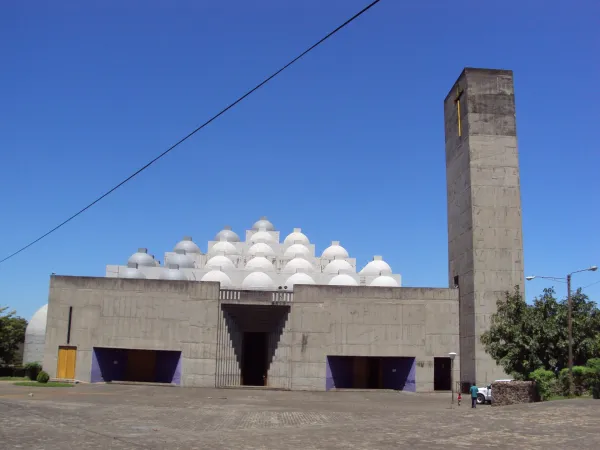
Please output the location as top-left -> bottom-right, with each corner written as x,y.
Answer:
155,351 -> 182,384
325,356 -> 354,390
91,348 -> 127,382
382,357 -> 416,391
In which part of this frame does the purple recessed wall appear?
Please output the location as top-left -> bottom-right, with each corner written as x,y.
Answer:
91,347 -> 182,385
325,356 -> 416,391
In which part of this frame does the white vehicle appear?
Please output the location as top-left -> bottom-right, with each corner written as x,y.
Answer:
477,379 -> 513,404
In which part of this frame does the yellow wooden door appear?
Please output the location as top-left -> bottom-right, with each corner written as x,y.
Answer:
57,346 -> 77,379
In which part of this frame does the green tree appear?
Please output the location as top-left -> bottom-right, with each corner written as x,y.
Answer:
481,286 -> 600,379
0,306 -> 27,365
480,286 -> 541,378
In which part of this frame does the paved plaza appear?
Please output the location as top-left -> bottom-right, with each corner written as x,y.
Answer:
0,383 -> 598,449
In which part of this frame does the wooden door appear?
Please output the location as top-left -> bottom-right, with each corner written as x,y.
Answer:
57,346 -> 77,379
126,350 -> 157,382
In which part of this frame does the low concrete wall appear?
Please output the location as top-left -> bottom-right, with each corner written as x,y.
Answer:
491,381 -> 538,406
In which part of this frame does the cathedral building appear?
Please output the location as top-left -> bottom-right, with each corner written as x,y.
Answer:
26,67 -> 524,392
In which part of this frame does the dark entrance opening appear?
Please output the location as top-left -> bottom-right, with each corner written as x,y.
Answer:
433,357 -> 452,390
241,332 -> 269,386
326,356 -> 416,391
91,347 -> 181,384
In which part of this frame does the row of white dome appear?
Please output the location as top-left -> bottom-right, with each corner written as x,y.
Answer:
128,252 -> 393,277
129,239 -> 351,268
120,267 -> 399,289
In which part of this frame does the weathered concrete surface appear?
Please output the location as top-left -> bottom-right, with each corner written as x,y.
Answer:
44,275 -> 221,387
445,68 -> 525,387
0,383 -> 598,449
290,285 -> 460,391
45,276 -> 459,392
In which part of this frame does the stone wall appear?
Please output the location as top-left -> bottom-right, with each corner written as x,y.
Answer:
491,381 -> 538,406
44,276 -> 220,386
289,285 -> 460,392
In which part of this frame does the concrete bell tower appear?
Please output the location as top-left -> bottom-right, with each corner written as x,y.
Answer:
444,68 -> 525,387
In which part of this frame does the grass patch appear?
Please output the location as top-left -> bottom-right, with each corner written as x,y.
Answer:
13,381 -> 74,388
0,377 -> 29,381
546,394 -> 591,401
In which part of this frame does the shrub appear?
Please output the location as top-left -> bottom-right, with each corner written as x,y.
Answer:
529,368 -> 557,400
36,371 -> 50,384
23,362 -> 42,381
586,358 -> 600,372
558,366 -> 596,396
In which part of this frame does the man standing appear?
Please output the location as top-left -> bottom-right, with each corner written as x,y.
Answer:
470,383 -> 478,408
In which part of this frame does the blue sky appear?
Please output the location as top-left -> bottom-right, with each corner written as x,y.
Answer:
1,0 -> 599,320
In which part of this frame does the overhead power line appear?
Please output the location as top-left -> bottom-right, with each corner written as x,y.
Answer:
0,0 -> 383,265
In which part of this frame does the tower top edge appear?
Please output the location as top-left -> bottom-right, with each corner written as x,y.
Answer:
444,67 -> 514,102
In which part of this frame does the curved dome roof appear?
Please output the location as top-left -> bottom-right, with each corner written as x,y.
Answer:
252,216 -> 275,231
322,241 -> 349,259
369,275 -> 399,287
215,226 -> 240,243
359,256 -> 392,276
329,274 -> 358,286
127,248 -> 156,267
120,267 -> 147,279
169,252 -> 195,269
174,236 -> 201,254
245,256 -> 275,272
284,244 -> 310,259
159,267 -> 187,281
23,304 -> 48,364
248,242 -> 275,257
251,230 -> 275,244
285,272 -> 316,289
209,241 -> 238,257
284,228 -> 309,246
201,270 -> 233,288
324,259 -> 354,274
283,257 -> 315,273
242,271 -> 275,290
26,304 -> 48,336
205,255 -> 235,271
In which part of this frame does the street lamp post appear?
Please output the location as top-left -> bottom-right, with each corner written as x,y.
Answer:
526,265 -> 597,396
449,352 -> 457,406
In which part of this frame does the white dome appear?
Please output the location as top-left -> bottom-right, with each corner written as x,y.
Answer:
329,274 -> 358,286
324,259 -> 354,274
245,256 -> 275,272
209,241 -> 238,257
174,236 -> 201,254
251,230 -> 275,244
215,226 -> 240,243
285,272 -> 316,289
252,217 -> 275,231
284,244 -> 310,258
322,241 -> 349,259
242,271 -> 275,290
23,304 -> 48,364
120,267 -> 147,279
205,255 -> 235,271
248,242 -> 275,257
201,270 -> 233,288
284,228 -> 310,246
369,275 -> 399,287
283,257 -> 315,273
127,248 -> 156,267
159,268 -> 187,281
359,256 -> 392,276
169,252 -> 195,269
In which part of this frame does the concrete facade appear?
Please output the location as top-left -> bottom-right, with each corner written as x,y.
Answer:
44,276 -> 459,392
444,68 -> 525,386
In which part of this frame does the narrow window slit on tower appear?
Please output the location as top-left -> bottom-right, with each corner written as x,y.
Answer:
67,306 -> 73,344
454,87 -> 464,137
454,275 -> 459,288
